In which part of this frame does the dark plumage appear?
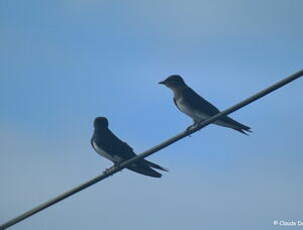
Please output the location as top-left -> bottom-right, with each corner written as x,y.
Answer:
91,117 -> 167,178
159,75 -> 252,135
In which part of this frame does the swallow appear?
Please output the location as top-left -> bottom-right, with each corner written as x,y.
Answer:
91,117 -> 167,178
159,75 -> 252,135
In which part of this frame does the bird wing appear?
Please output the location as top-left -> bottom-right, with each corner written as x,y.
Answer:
93,129 -> 167,177
183,87 -> 251,133
93,129 -> 136,160
182,87 -> 220,116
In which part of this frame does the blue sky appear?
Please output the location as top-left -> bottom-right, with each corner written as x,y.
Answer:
1,0 -> 303,229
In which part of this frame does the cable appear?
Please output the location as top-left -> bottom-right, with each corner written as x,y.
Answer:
1,69 -> 302,230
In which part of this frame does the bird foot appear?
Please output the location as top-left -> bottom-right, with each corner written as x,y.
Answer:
185,123 -> 202,136
103,163 -> 121,174
114,162 -> 121,168
186,123 -> 198,132
185,124 -> 195,137
103,167 -> 112,174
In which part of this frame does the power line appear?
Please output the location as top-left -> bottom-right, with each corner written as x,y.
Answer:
1,69 -> 302,230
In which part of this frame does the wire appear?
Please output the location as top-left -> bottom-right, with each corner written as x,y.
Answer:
1,69 -> 302,230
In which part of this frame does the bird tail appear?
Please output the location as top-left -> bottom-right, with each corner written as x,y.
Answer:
127,165 -> 162,178
231,121 -> 252,135
144,159 -> 168,172
232,127 -> 252,135
219,116 -> 252,135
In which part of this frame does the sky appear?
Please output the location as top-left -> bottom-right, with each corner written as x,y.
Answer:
1,0 -> 303,229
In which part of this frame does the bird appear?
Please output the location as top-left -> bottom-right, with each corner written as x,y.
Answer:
91,117 -> 168,178
159,75 -> 252,135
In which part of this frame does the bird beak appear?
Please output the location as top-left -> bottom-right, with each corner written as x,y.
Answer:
158,81 -> 165,85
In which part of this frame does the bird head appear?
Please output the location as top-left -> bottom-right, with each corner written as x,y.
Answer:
158,75 -> 186,89
93,117 -> 109,129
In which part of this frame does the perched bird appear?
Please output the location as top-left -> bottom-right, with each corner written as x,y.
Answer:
159,75 -> 252,135
91,117 -> 167,178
